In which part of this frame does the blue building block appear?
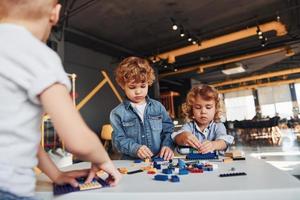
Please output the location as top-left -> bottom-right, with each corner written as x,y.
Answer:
154,174 -> 168,181
153,162 -> 161,169
178,169 -> 189,175
162,168 -> 173,174
186,152 -> 218,160
194,163 -> 203,169
134,159 -> 142,163
152,157 -> 165,162
170,175 -> 180,182
178,159 -> 186,169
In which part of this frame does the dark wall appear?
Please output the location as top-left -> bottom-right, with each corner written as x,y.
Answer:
63,42 -> 124,134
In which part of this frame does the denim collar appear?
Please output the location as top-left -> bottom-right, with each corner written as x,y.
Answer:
123,95 -> 151,110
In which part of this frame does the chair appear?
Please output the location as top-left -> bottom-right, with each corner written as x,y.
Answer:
100,124 -> 113,150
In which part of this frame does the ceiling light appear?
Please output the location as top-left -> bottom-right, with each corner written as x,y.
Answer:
170,18 -> 178,31
258,35 -> 263,39
179,25 -> 185,37
256,26 -> 262,35
172,24 -> 178,31
192,40 -> 197,45
222,63 -> 245,75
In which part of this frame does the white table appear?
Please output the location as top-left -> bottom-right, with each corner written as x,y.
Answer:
36,156 -> 300,200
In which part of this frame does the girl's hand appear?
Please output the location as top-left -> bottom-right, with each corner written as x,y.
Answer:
175,132 -> 201,150
199,140 -> 215,154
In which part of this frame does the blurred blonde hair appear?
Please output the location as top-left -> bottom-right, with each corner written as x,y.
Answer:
0,0 -> 57,21
115,56 -> 155,88
182,84 -> 222,122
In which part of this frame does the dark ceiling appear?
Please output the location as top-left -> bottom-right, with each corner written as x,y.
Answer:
57,0 -> 300,93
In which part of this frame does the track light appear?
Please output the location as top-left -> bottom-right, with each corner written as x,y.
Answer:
170,18 -> 178,31
187,34 -> 192,42
180,26 -> 185,37
192,40 -> 197,45
256,25 -> 262,36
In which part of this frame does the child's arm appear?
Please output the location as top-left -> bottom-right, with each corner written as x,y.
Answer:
110,112 -> 144,158
37,145 -> 90,187
159,104 -> 175,160
40,84 -> 121,185
174,131 -> 202,150
199,140 -> 227,153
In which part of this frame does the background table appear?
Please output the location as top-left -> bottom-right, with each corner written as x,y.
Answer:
36,156 -> 300,200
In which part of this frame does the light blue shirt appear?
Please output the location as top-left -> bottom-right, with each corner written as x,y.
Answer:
172,121 -> 234,146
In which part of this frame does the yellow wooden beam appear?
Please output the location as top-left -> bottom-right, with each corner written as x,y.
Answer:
154,21 -> 287,63
159,46 -> 287,79
217,78 -> 300,94
212,67 -> 300,87
101,71 -> 123,103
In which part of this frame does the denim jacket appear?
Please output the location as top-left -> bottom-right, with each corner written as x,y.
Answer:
110,97 -> 174,159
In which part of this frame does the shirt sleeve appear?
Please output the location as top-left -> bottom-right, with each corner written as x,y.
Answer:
4,42 -> 71,105
214,123 -> 234,145
171,122 -> 193,140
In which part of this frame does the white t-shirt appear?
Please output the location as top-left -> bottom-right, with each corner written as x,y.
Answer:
0,24 -> 71,197
131,102 -> 147,122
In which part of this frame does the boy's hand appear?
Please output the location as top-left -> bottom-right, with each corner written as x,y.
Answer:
85,162 -> 122,187
53,169 -> 90,187
175,132 -> 201,150
199,140 -> 215,154
159,146 -> 174,160
137,145 -> 153,159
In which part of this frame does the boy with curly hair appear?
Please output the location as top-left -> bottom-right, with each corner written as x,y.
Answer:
110,57 -> 174,160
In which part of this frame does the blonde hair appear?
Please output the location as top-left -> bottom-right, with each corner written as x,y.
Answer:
0,0 -> 57,21
182,84 -> 222,122
115,56 -> 155,87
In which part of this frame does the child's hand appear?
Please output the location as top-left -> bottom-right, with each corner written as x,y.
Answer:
86,161 -> 122,187
53,169 -> 90,187
175,132 -> 201,150
137,145 -> 153,159
199,140 -> 215,154
159,146 -> 174,160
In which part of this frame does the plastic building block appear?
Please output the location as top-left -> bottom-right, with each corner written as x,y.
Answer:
232,157 -> 246,160
219,172 -> 247,177
194,163 -> 203,169
188,168 -> 203,173
223,157 -> 233,163
153,162 -> 161,169
53,177 -> 109,195
134,159 -> 142,163
162,168 -> 173,174
177,146 -> 199,154
152,157 -> 165,162
178,159 -> 186,169
186,152 -> 219,160
178,169 -> 189,175
154,174 -> 168,181
147,168 -> 157,174
127,169 -> 143,174
118,167 -> 128,174
170,175 -> 180,182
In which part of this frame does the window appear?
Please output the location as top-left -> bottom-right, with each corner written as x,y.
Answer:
257,84 -> 293,119
224,90 -> 256,120
295,83 -> 300,110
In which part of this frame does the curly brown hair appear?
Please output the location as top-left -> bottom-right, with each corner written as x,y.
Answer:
182,84 -> 222,122
115,56 -> 155,88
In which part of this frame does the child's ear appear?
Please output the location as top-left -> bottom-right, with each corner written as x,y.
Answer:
50,3 -> 61,26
